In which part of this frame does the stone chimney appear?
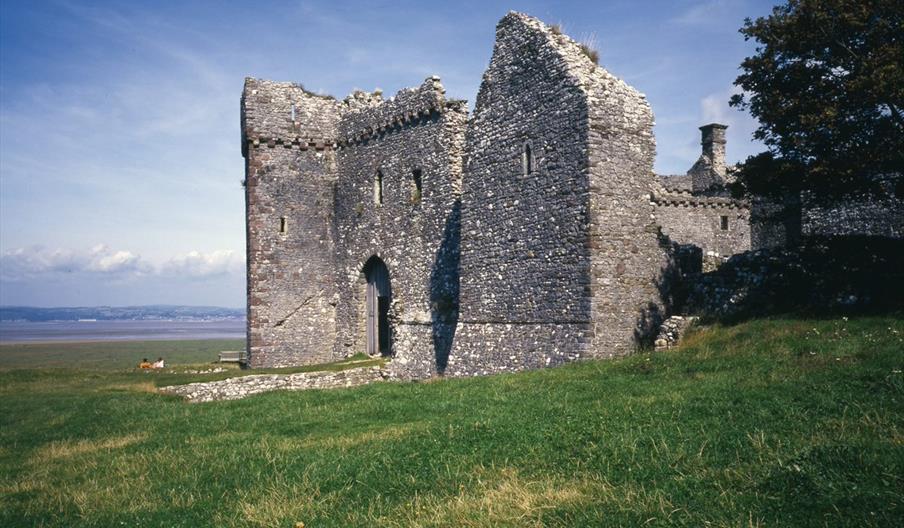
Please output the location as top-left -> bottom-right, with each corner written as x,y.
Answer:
700,123 -> 727,177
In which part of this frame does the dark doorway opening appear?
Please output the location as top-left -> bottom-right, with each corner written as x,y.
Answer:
364,256 -> 391,356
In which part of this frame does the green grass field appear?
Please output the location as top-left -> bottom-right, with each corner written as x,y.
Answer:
1,316 -> 902,527
0,339 -> 245,370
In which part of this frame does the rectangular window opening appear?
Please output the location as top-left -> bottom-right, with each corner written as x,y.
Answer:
720,215 -> 729,231
279,216 -> 288,234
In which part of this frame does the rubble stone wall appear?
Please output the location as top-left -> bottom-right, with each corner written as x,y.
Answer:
242,81 -> 343,367
452,13 -> 595,370
451,13 -> 669,370
583,42 -> 668,358
802,189 -> 904,239
684,237 -> 904,320
653,194 -> 752,257
333,79 -> 467,379
159,365 -> 389,403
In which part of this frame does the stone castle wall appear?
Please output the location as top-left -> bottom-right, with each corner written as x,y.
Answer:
333,78 -> 467,379
802,184 -> 904,239
242,80 -> 342,368
450,13 -> 668,371
582,37 -> 666,357
652,192 -> 752,258
747,179 -> 902,250
452,14 -> 595,373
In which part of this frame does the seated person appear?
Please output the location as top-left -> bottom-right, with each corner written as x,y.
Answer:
138,358 -> 152,369
153,357 -> 165,369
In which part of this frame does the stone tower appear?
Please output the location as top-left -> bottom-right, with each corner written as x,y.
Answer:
241,80 -> 342,368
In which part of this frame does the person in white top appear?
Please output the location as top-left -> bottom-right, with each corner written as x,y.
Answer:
153,357 -> 165,369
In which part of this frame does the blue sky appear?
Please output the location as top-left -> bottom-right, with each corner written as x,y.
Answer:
0,0 -> 775,308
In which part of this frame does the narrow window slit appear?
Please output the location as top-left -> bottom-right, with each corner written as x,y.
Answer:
720,215 -> 729,231
411,169 -> 422,203
279,216 -> 288,234
374,170 -> 384,205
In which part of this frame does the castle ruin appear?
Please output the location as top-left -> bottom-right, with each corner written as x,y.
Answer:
241,12 -> 902,378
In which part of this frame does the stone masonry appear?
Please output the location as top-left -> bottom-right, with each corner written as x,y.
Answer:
242,12 -> 674,378
159,366 -> 389,403
241,11 -> 901,379
654,124 -> 752,261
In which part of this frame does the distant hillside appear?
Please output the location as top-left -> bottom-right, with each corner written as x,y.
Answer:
0,305 -> 245,322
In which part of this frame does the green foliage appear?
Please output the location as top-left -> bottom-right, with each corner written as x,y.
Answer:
1,316 -> 903,526
730,0 -> 904,200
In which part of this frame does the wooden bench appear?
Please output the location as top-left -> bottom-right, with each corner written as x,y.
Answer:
218,351 -> 246,363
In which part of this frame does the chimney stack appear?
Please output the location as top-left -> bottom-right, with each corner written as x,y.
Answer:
700,123 -> 728,177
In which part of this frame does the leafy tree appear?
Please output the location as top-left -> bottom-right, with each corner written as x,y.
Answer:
729,0 -> 904,200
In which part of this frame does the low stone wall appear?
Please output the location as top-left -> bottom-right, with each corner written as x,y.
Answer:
159,366 -> 389,403
654,316 -> 698,351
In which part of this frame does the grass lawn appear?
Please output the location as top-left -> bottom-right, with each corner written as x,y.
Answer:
0,339 -> 245,370
1,316 -> 902,527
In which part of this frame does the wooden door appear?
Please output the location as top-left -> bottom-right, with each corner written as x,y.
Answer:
364,257 -> 391,356
365,281 -> 377,355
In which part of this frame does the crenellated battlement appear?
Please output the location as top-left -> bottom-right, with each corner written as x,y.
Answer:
651,189 -> 749,209
338,77 -> 449,143
242,76 -> 470,154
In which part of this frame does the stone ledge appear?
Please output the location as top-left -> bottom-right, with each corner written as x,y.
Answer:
158,365 -> 390,403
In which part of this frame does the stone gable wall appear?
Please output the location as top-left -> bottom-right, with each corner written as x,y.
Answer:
451,13 -> 595,373
449,12 -> 671,372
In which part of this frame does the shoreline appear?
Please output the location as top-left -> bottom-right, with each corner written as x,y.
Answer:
0,320 -> 245,345
0,336 -> 245,346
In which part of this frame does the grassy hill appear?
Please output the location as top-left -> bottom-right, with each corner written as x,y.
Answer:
1,316 -> 902,527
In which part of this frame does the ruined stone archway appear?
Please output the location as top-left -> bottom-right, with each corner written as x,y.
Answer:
363,256 -> 391,356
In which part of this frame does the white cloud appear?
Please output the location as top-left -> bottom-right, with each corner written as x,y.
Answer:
700,85 -> 744,124
698,85 -> 763,164
672,0 -> 742,27
0,247 -> 83,279
0,244 -> 241,282
160,250 -> 243,279
87,248 -> 147,274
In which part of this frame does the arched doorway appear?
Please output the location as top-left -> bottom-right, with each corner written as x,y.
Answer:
363,256 -> 391,356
